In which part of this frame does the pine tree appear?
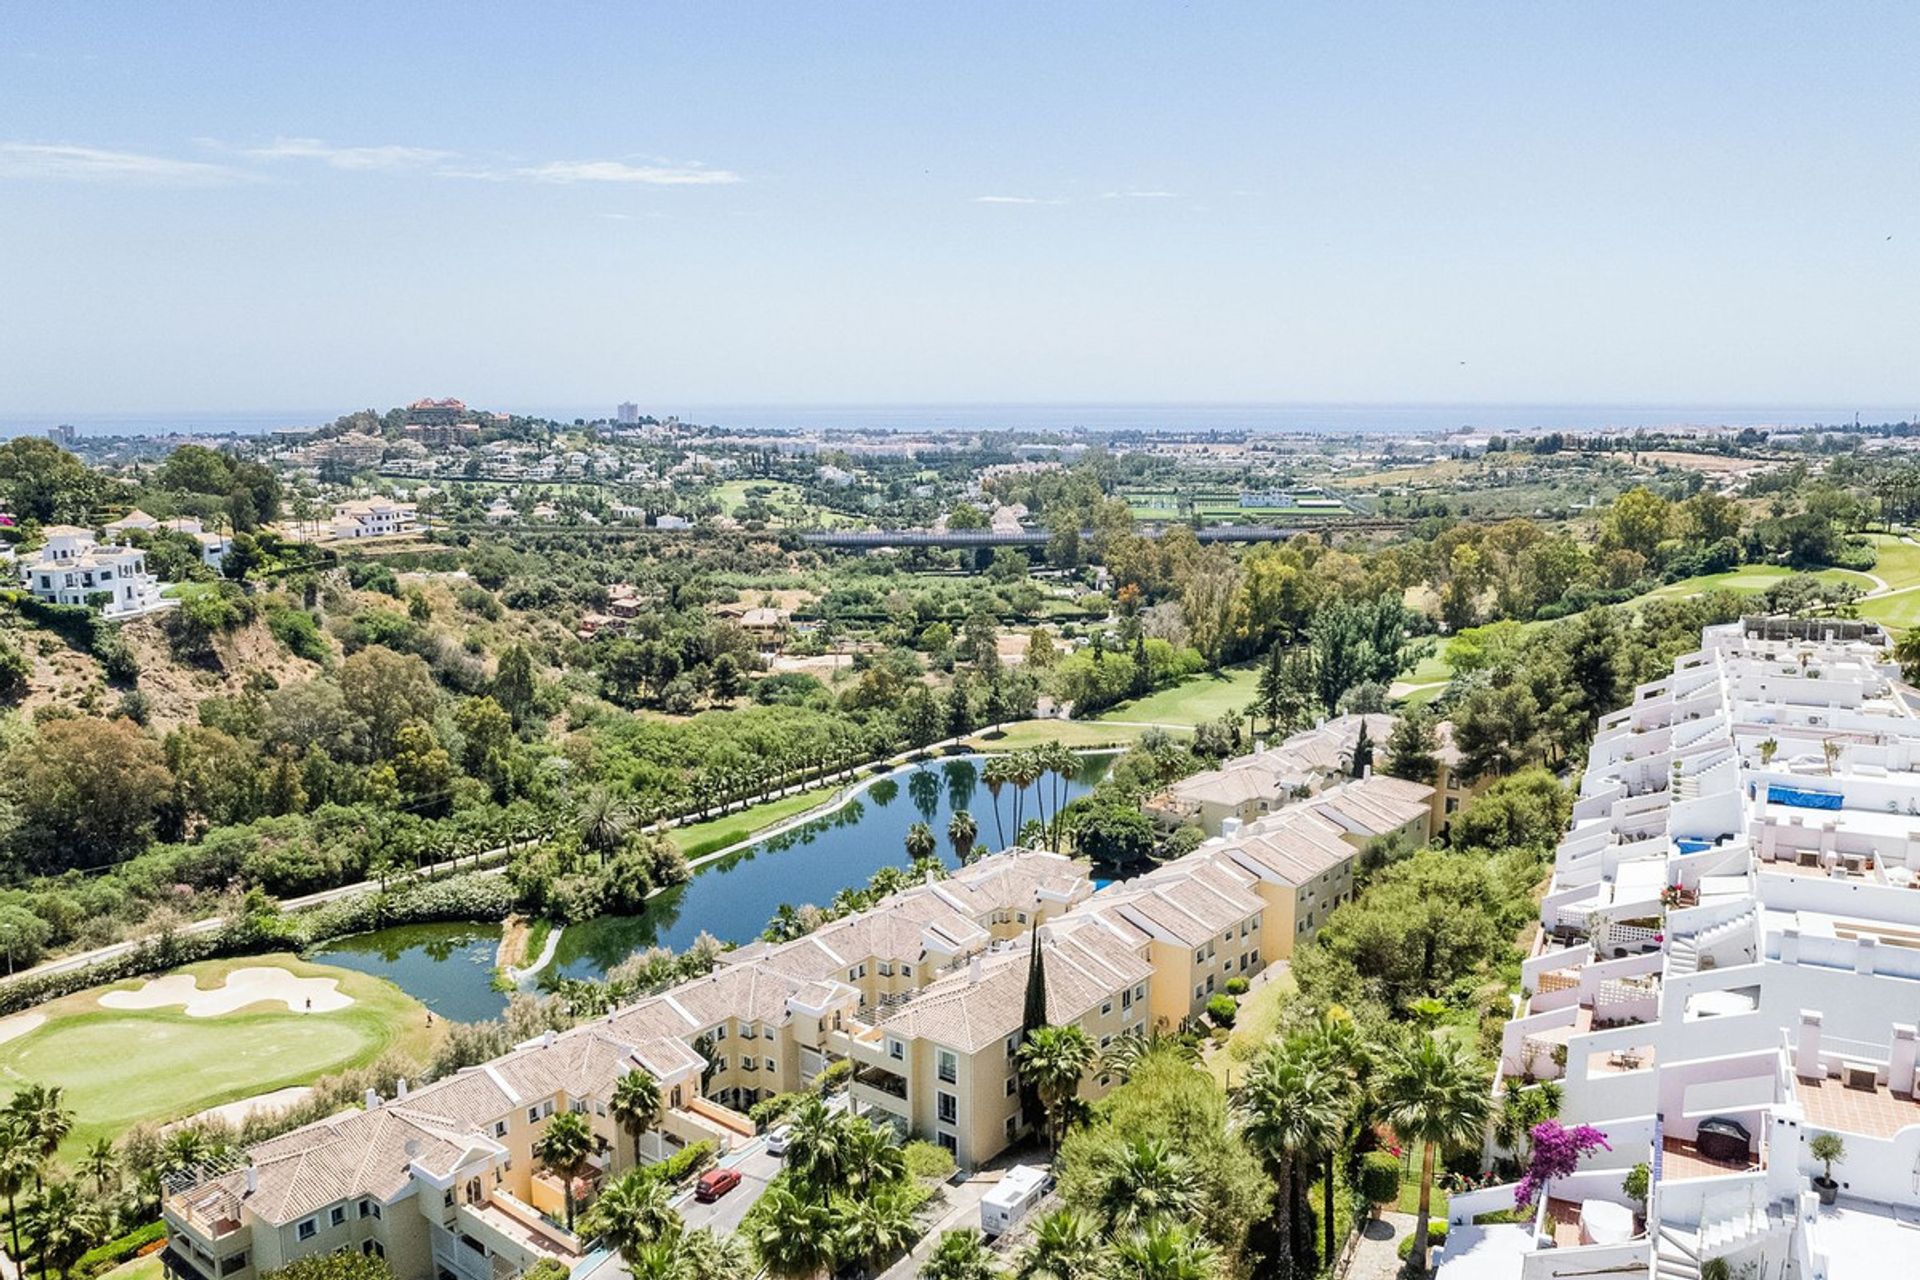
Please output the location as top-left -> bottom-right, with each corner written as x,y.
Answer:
1019,923 -> 1049,1133
1350,720 -> 1373,779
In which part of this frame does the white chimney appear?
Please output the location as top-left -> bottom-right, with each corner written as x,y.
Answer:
1362,764 -> 1373,780
543,1029 -> 556,1049
968,955 -> 983,985
1892,1024 -> 1919,1097
1220,817 -> 1243,841
244,1165 -> 258,1196
364,1088 -> 380,1110
1795,1009 -> 1824,1080
396,1078 -> 409,1099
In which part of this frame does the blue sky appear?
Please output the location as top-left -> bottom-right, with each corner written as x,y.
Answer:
2,3 -> 1917,414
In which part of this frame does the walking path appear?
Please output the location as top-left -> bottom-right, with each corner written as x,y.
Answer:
1344,1211 -> 1419,1280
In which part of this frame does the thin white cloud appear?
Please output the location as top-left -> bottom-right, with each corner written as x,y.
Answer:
0,142 -> 244,184
242,137 -> 452,170
452,159 -> 741,186
971,195 -> 1066,205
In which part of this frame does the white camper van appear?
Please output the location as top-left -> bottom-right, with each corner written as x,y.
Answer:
979,1165 -> 1048,1237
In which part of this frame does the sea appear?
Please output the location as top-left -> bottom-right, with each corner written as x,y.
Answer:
0,402 -> 1911,440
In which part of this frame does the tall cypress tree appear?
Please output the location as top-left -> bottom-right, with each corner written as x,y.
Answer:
1018,923 -> 1048,1132
1350,720 -> 1374,779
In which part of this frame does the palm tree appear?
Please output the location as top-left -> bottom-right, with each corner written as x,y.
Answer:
609,1070 -> 664,1168
1238,1041 -> 1343,1279
29,1182 -> 102,1280
1294,1013 -> 1372,1261
674,1228 -> 750,1280
12,1085 -> 71,1280
1016,1208 -> 1107,1280
921,1229 -> 1003,1280
834,1184 -> 919,1272
783,1097 -> 850,1199
1376,1034 -> 1492,1274
80,1140 -> 116,1198
982,756 -> 1010,849
905,821 -> 938,863
1040,742 -> 1078,851
160,1128 -> 211,1181
535,1110 -> 596,1230
578,787 -> 635,860
749,1183 -> 836,1279
1088,1137 -> 1198,1233
948,809 -> 980,862
579,1169 -> 679,1263
0,1121 -> 30,1265
1017,1025 -> 1094,1149
1108,1220 -> 1218,1280
839,1117 -> 907,1195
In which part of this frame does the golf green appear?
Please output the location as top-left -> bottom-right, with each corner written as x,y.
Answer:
0,954 -> 439,1156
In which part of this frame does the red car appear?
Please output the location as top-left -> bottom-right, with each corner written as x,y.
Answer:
694,1167 -> 742,1203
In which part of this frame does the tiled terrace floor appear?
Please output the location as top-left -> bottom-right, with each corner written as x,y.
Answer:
1798,1074 -> 1920,1140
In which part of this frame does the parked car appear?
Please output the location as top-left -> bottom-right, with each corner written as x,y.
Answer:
695,1167 -> 742,1203
766,1124 -> 793,1157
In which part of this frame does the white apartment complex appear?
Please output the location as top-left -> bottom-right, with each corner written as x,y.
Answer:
1441,617 -> 1920,1280
18,526 -> 171,617
167,771 -> 1435,1280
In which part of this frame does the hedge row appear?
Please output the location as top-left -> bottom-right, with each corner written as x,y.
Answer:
639,1140 -> 714,1187
74,1220 -> 166,1279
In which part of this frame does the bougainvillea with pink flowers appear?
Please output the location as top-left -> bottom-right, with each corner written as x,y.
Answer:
1514,1121 -> 1611,1208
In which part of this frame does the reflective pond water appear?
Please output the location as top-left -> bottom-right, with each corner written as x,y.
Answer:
309,752 -> 1113,1021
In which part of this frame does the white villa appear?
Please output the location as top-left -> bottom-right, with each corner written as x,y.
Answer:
329,499 -> 419,540
104,510 -> 232,568
18,526 -> 171,616
1440,616 -> 1920,1280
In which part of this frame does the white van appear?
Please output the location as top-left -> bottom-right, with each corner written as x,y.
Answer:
979,1165 -> 1048,1237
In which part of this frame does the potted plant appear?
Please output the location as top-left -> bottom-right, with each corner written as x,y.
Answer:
1759,738 -> 1779,767
1810,1132 -> 1845,1205
1622,1161 -> 1650,1225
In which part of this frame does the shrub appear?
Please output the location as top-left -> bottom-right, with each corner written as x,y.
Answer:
638,1140 -> 714,1186
1358,1151 -> 1403,1207
1223,976 -> 1250,996
268,607 -> 330,663
904,1140 -> 957,1182
1397,1220 -> 1448,1260
521,1262 -> 567,1280
816,1058 -> 853,1093
748,1091 -> 807,1129
1205,993 -> 1238,1026
74,1221 -> 167,1280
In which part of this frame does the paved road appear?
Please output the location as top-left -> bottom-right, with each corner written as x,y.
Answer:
676,1139 -> 785,1236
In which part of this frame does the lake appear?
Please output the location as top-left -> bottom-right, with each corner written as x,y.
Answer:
309,752 -> 1113,1021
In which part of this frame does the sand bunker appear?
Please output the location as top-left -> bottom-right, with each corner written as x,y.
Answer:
0,1013 -> 44,1045
100,966 -> 354,1017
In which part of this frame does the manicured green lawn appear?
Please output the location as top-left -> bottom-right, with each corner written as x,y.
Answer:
1097,664 -> 1261,727
1208,968 -> 1297,1088
1859,589 -> 1920,631
0,954 -> 436,1156
1866,533 -> 1920,590
1400,648 -> 1454,686
668,786 -> 840,859
99,1255 -> 164,1280
966,719 -> 1164,751
1395,1141 -> 1451,1217
1638,564 -> 1875,602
